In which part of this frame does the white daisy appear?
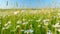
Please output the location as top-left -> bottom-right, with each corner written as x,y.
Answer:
52,24 -> 60,28
52,21 -> 60,28
2,27 -> 5,30
21,10 -> 25,13
36,19 -> 41,22
55,23 -> 59,25
24,29 -> 33,33
29,29 -> 33,33
22,22 -> 28,25
14,11 -> 18,15
17,21 -> 22,24
57,29 -> 60,32
16,25 -> 20,28
4,23 -> 8,27
43,19 -> 49,25
21,30 -> 24,32
7,21 -> 11,24
22,23 -> 26,25
24,30 -> 28,33
5,25 -> 11,29
47,30 -> 52,34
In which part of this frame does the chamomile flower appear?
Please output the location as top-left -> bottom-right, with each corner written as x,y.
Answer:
5,25 -> 11,29
57,29 -> 60,32
2,27 -> 5,30
47,30 -> 52,34
55,23 -> 59,25
36,19 -> 41,22
24,30 -> 28,33
21,30 -> 24,32
29,29 -> 33,33
16,25 -> 20,28
43,19 -> 49,25
7,21 -> 11,24
4,23 -> 8,27
22,22 -> 28,25
24,29 -> 33,33
17,21 -> 22,24
52,21 -> 60,28
22,23 -> 26,25
14,11 -> 18,15
21,10 -> 25,13
52,23 -> 60,28
17,21 -> 20,24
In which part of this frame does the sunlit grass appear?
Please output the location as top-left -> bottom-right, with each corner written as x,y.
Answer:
0,9 -> 60,34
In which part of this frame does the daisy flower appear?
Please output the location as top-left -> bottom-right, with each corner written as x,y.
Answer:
57,29 -> 60,32
14,11 -> 18,15
36,19 -> 41,22
16,25 -> 20,28
52,23 -> 60,28
17,21 -> 22,24
21,10 -> 25,13
47,30 -> 52,34
4,23 -> 8,27
2,27 -> 5,30
22,22 -> 28,25
7,21 -> 11,24
5,25 -> 11,29
43,19 -> 49,25
21,29 -> 25,32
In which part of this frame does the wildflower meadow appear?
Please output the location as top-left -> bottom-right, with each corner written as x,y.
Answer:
0,9 -> 60,34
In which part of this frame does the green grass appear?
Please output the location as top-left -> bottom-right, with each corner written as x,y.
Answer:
0,9 -> 60,34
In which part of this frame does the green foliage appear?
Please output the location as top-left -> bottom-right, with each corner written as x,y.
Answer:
0,9 -> 60,34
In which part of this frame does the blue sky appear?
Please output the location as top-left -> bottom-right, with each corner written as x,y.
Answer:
0,0 -> 60,9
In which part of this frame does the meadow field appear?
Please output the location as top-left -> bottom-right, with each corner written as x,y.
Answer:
0,8 -> 60,34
